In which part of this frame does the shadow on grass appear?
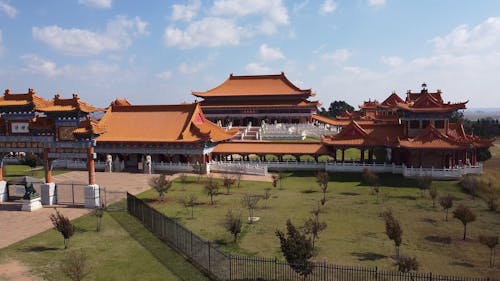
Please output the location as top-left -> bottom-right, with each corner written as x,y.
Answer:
21,246 -> 59,252
390,195 -> 418,200
425,235 -> 451,244
108,209 -> 210,281
351,252 -> 387,261
451,261 -> 475,268
339,192 -> 360,196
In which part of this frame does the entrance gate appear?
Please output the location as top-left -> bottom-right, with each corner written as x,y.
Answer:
55,182 -> 87,206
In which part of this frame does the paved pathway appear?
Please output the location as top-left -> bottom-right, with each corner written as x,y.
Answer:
0,171 -> 271,249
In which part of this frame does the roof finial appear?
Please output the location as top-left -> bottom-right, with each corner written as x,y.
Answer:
72,93 -> 79,100
421,82 -> 428,93
4,89 -> 10,95
28,88 -> 35,94
54,93 -> 60,100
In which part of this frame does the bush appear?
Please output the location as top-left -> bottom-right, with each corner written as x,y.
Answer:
22,153 -> 42,168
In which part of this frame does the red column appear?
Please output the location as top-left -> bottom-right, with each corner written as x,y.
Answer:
87,147 -> 95,185
360,148 -> 365,163
368,148 -> 374,163
44,148 -> 52,183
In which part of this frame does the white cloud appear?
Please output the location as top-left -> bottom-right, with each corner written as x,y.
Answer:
430,17 -> 500,54
33,16 -> 148,56
171,0 -> 201,22
259,44 -> 285,61
178,61 -> 207,75
21,54 -> 60,77
78,0 -> 112,9
156,71 -> 172,80
320,0 -> 336,15
164,17 -> 241,48
0,1 -> 17,18
381,56 -> 403,67
293,0 -> 309,13
211,0 -> 288,25
368,0 -> 386,7
321,48 -> 352,64
245,62 -> 272,74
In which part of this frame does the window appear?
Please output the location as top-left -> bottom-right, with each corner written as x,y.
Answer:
409,120 -> 420,129
435,120 -> 445,129
422,120 -> 430,128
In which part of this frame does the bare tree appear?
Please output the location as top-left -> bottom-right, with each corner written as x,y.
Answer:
394,255 -> 419,273
439,194 -> 454,221
316,170 -> 329,205
242,193 -> 260,224
262,188 -> 271,209
60,250 -> 91,281
94,205 -> 105,232
382,209 -> 403,258
148,174 -> 172,202
181,193 -> 198,219
429,186 -> 438,208
271,175 -> 278,188
303,205 -> 327,249
223,175 -> 236,195
236,173 -> 243,189
453,204 -> 476,240
362,168 -> 379,194
416,175 -> 432,197
204,176 -> 219,205
224,210 -> 242,242
479,235 -> 498,268
50,209 -> 75,249
278,172 -> 287,189
179,173 -> 188,191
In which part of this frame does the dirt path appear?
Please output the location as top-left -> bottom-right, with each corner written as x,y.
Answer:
0,260 -> 39,281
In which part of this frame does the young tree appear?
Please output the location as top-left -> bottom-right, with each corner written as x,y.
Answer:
373,186 -> 381,203
271,174 -> 278,188
262,188 -> 271,209
276,219 -> 314,281
304,206 -> 327,249
439,194 -> 454,221
179,173 -> 188,191
362,168 -> 379,194
479,235 -> 498,268
416,175 -> 432,197
382,209 -> 403,258
242,193 -> 261,224
459,175 -> 479,200
224,210 -> 242,242
181,193 -> 198,219
94,205 -> 105,232
148,174 -> 172,202
223,175 -> 236,195
453,204 -> 476,240
429,186 -> 438,208
236,173 -> 242,189
316,170 -> 329,205
394,255 -> 419,273
60,250 -> 91,281
50,209 -> 75,249
204,176 -> 219,205
278,172 -> 287,189
484,184 -> 498,212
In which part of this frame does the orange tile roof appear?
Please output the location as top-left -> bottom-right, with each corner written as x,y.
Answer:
200,99 -> 319,108
359,100 -> 379,109
38,93 -> 103,113
379,92 -> 404,108
193,72 -> 313,97
96,102 -> 236,143
398,125 -> 464,149
213,141 -> 328,155
0,88 -> 51,109
312,114 -> 375,126
73,115 -> 106,136
322,121 -> 404,147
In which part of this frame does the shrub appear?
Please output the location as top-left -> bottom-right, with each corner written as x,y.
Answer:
382,209 -> 402,258
276,219 -> 313,281
394,255 -> 419,273
60,250 -> 91,281
148,174 -> 172,202
50,209 -> 75,249
224,210 -> 242,242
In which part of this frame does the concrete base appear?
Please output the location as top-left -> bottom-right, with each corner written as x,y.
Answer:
20,197 -> 43,212
41,182 -> 56,205
0,180 -> 7,202
84,184 -> 100,209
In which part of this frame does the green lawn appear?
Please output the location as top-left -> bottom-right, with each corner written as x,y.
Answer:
0,202 -> 210,281
138,173 -> 499,279
3,164 -> 66,181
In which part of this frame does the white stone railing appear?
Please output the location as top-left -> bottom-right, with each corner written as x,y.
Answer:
153,162 -> 194,172
210,161 -> 268,176
51,159 -> 87,170
401,164 -> 483,179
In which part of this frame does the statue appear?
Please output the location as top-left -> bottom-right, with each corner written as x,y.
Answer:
105,154 -> 113,172
144,155 -> 152,174
23,183 -> 40,200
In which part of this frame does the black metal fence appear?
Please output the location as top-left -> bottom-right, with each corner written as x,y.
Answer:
126,193 -> 494,281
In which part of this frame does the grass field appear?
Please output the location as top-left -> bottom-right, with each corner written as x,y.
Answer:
3,165 -> 66,181
139,170 -> 499,279
0,202 -> 210,281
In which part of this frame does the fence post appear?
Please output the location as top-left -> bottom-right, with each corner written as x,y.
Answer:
429,271 -> 432,281
229,254 -> 232,281
208,241 -> 211,273
274,257 -> 278,281
375,266 -> 378,281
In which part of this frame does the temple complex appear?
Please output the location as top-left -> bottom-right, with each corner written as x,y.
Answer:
193,72 -> 319,126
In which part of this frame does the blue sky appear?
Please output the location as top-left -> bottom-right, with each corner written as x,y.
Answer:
0,0 -> 499,108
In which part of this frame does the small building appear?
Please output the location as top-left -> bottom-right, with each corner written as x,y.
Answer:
193,72 -> 319,126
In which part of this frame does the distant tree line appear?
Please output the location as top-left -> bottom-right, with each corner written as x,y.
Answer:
317,100 -> 355,118
463,117 -> 500,138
